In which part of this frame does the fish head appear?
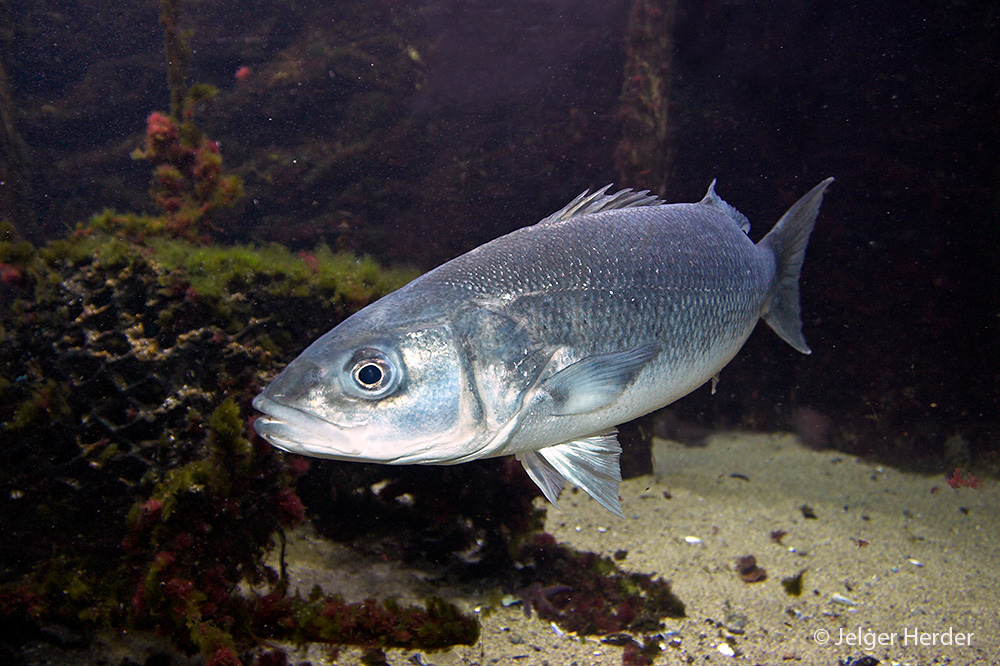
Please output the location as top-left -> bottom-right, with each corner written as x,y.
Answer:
253,315 -> 484,465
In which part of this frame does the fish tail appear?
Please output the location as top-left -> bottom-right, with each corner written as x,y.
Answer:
758,178 -> 834,354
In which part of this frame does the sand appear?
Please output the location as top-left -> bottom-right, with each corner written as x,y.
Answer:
269,432 -> 1000,666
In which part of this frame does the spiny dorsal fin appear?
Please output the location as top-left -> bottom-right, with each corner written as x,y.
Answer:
539,185 -> 665,225
700,179 -> 751,234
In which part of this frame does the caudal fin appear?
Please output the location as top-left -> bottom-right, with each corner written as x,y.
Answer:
758,178 -> 834,354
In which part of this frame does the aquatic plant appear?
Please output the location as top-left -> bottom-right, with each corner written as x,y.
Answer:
122,392 -> 478,657
0,217 -> 439,662
781,570 -> 806,596
0,220 -> 35,287
130,106 -> 244,242
117,0 -> 244,242
123,398 -> 300,654
515,532 -> 684,636
247,589 -> 478,651
159,0 -> 187,121
946,468 -> 982,489
499,532 -> 685,666
0,220 -> 34,265
734,554 -> 767,583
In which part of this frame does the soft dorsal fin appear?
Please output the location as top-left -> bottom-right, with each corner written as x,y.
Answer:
700,179 -> 751,234
539,185 -> 665,225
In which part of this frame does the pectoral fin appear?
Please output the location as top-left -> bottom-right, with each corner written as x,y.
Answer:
543,343 -> 660,415
517,431 -> 623,517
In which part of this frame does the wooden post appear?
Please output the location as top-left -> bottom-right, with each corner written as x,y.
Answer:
615,0 -> 678,196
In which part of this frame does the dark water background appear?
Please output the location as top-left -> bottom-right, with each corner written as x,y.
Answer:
2,0 -> 998,467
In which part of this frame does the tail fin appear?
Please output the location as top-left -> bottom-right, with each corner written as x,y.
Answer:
757,178 -> 834,354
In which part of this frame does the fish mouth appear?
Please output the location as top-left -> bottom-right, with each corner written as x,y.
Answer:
252,394 -> 364,460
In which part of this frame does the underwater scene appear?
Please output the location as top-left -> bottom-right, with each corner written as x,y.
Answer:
1,1 -> 997,665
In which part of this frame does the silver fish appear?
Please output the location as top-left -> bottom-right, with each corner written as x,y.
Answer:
253,178 -> 833,515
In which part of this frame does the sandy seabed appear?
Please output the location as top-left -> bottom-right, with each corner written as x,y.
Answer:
269,431 -> 998,666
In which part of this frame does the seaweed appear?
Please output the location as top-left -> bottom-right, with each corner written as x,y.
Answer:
122,398 -> 299,654
112,0 -> 245,243
0,220 -> 434,663
129,107 -> 244,242
781,570 -> 806,597
124,388 -> 482,657
515,532 -> 685,636
248,589 -> 479,651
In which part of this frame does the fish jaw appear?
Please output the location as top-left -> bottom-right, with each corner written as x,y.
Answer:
252,394 -> 368,460
253,392 -> 489,465
253,394 -> 414,463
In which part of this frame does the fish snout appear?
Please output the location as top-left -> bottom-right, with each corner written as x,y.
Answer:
251,394 -> 364,459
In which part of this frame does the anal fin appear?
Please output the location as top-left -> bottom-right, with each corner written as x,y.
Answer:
517,451 -> 566,508
518,432 -> 624,517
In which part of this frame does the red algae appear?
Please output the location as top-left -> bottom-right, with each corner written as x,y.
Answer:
515,532 -> 684,636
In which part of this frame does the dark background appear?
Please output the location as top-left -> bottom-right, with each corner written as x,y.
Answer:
2,0 -> 998,471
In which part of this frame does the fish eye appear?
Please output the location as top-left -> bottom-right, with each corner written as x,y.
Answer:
355,362 -> 383,387
345,349 -> 399,398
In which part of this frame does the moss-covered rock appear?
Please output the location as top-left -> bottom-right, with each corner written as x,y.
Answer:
0,231 -> 434,662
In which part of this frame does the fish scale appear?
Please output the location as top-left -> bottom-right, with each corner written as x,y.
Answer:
254,178 -> 833,516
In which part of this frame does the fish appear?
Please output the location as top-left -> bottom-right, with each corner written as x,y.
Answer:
253,178 -> 834,516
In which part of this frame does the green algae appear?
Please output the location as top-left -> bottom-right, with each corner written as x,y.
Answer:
43,224 -> 416,309
781,569 -> 806,596
118,401 -> 479,658
0,220 -> 35,266
0,222 -> 433,661
123,398 -> 294,653
143,236 -> 417,304
7,379 -> 71,432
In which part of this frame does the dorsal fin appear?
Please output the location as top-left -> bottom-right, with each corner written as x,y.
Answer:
700,179 -> 751,234
538,185 -> 665,225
